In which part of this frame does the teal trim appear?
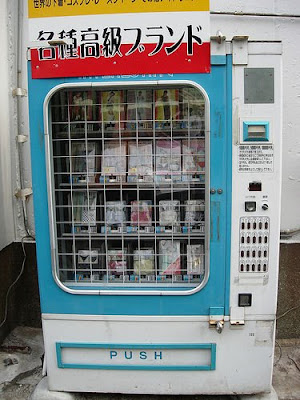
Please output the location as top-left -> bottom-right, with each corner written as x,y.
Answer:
210,343 -> 217,370
243,121 -> 270,141
28,67 -> 230,316
209,306 -> 224,316
211,55 -> 226,65
56,342 -> 216,371
224,54 -> 233,316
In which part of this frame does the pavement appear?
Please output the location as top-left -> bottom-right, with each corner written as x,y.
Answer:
0,327 -> 299,400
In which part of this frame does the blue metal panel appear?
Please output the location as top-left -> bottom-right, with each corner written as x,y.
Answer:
28,59 -> 232,317
224,55 -> 233,316
56,342 -> 216,371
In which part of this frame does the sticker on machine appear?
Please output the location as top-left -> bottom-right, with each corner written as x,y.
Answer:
238,145 -> 274,173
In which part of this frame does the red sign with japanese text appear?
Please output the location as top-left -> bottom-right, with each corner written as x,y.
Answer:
28,0 -> 210,78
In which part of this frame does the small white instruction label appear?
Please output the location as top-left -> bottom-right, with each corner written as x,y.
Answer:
238,144 -> 274,173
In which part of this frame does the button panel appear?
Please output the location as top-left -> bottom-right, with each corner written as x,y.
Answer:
239,217 -> 270,273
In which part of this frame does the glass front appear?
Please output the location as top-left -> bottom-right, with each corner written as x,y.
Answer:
49,84 -> 208,290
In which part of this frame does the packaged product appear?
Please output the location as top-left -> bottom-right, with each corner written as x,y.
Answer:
187,244 -> 204,275
128,141 -> 153,178
155,89 -> 179,127
131,201 -> 152,226
155,140 -> 181,177
133,249 -> 155,275
102,141 -> 126,176
184,200 -> 205,224
105,201 -> 126,226
101,90 -> 124,130
71,141 -> 97,183
78,250 -> 99,268
126,89 -> 152,129
107,249 -> 127,274
72,191 -> 97,232
159,240 -> 181,275
182,139 -> 205,175
159,200 -> 180,226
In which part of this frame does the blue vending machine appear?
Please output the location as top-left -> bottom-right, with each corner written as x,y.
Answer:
27,0 -> 282,395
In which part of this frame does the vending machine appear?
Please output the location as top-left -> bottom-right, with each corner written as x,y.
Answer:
27,0 -> 282,396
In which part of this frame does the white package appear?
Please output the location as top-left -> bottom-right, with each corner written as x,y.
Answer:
159,200 -> 180,226
155,140 -> 181,176
159,240 -> 181,275
187,244 -> 204,275
105,201 -> 126,226
78,250 -> 99,267
185,200 -> 205,224
128,141 -> 153,177
102,141 -> 126,176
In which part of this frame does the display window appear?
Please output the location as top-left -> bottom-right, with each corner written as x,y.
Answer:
48,84 -> 209,291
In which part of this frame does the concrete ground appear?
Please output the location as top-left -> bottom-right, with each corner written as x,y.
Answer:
0,327 -> 299,400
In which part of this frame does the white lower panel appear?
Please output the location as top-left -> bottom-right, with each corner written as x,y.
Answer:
43,315 -> 275,395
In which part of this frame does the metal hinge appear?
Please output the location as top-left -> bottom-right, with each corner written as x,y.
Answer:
15,188 -> 33,201
12,88 -> 27,97
17,135 -> 28,143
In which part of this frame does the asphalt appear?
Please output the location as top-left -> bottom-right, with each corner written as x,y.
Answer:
0,327 -> 299,400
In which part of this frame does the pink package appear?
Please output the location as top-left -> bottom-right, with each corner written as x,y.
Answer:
130,201 -> 152,226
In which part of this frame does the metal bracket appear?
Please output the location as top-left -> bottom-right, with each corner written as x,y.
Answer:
230,306 -> 245,326
15,188 -> 33,201
210,30 -> 226,44
17,135 -> 28,143
209,307 -> 225,333
12,88 -> 27,97
232,36 -> 249,65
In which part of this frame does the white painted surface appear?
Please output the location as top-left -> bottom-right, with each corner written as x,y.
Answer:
230,47 -> 282,318
43,315 -> 275,394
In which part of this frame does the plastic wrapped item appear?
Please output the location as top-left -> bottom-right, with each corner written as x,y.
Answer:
72,192 -> 97,233
101,141 -> 126,178
159,240 -> 181,275
155,140 -> 181,178
107,249 -> 127,275
182,139 -> 205,178
101,90 -> 124,130
159,200 -> 180,226
69,91 -> 94,122
187,244 -> 204,275
130,201 -> 152,226
71,142 -> 97,183
185,200 -> 205,224
105,201 -> 126,226
133,249 -> 155,275
126,89 -> 152,130
128,141 -> 153,180
155,89 -> 179,128
77,250 -> 99,268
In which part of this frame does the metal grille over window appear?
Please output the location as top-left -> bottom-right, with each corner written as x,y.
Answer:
50,85 -> 207,289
